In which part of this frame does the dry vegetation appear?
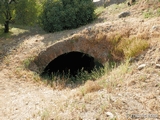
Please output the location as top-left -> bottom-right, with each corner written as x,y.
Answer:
0,0 -> 160,120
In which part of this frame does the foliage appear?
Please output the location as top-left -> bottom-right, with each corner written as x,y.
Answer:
14,0 -> 38,25
0,0 -> 16,32
40,0 -> 95,32
0,0 -> 40,33
23,57 -> 34,68
0,0 -> 14,21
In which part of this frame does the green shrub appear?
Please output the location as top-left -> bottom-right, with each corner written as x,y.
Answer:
39,0 -> 95,32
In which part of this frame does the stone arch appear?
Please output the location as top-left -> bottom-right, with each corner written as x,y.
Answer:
41,51 -> 102,77
30,35 -> 109,73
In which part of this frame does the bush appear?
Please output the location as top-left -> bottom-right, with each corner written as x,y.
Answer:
40,0 -> 95,32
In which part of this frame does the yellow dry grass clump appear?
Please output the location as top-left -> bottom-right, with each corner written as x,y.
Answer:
77,80 -> 102,96
81,27 -> 149,61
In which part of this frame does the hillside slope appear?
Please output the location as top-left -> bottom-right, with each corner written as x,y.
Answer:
0,0 -> 160,120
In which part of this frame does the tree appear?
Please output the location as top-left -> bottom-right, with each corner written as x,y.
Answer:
40,0 -> 95,32
0,0 -> 39,33
0,0 -> 16,33
15,0 -> 38,25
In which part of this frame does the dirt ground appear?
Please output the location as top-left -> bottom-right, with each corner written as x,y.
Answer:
0,0 -> 160,120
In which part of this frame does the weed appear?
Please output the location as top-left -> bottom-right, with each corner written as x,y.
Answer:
143,9 -> 154,18
107,32 -> 149,60
74,67 -> 104,83
100,102 -> 109,114
121,38 -> 149,58
79,87 -> 86,96
100,59 -> 131,92
107,4 -> 119,11
106,3 -> 126,14
81,103 -> 87,112
14,67 -> 24,78
110,118 -> 117,120
94,6 -> 105,16
80,80 -> 102,95
138,74 -> 147,82
157,8 -> 160,16
33,72 -> 41,82
3,56 -> 11,66
41,109 -> 50,120
23,57 -> 34,68
41,64 -> 106,89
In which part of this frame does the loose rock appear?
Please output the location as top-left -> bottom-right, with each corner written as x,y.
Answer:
106,112 -> 114,119
155,64 -> 160,68
138,64 -> 146,70
118,11 -> 130,18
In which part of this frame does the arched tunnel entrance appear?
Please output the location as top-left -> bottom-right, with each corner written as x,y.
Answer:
41,51 -> 104,80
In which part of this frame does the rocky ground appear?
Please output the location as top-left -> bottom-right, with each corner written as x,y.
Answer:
0,0 -> 160,120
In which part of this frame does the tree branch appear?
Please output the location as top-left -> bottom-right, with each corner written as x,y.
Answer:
9,0 -> 16,4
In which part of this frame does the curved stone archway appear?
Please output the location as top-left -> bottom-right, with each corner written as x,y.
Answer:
41,51 -> 104,77
31,33 -> 109,73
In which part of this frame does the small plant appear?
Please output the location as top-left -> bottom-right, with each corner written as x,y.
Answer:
23,57 -> 34,68
118,38 -> 149,59
157,8 -> 160,16
41,109 -> 50,120
138,74 -> 147,82
105,3 -> 126,14
73,66 -> 105,83
99,59 -> 131,92
106,32 -> 149,60
33,72 -> 41,82
94,6 -> 105,16
143,9 -> 154,18
41,63 -> 106,88
3,56 -> 11,66
14,67 -> 24,78
81,80 -> 102,94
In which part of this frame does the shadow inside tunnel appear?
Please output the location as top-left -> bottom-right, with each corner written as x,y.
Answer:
40,51 -> 104,86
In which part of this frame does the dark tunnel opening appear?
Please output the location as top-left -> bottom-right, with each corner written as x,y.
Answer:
41,51 -> 104,80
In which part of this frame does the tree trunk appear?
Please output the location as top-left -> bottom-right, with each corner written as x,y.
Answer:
4,20 -> 9,33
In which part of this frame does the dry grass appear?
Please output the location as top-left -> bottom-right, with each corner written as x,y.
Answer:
94,6 -> 106,16
81,27 -> 149,61
118,38 -> 149,58
98,59 -> 131,93
0,0 -> 160,119
107,31 -> 149,60
78,80 -> 102,96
